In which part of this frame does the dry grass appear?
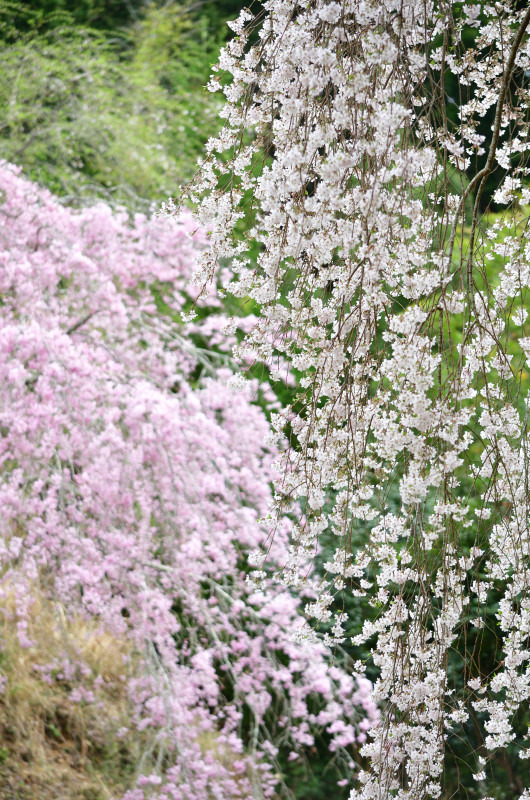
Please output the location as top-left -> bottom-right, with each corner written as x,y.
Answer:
0,583 -> 140,800
0,582 -> 269,800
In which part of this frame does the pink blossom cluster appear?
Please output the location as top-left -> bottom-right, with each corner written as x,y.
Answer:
0,162 -> 376,798
189,1 -> 530,798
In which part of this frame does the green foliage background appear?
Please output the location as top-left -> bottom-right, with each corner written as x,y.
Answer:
0,1 -> 233,208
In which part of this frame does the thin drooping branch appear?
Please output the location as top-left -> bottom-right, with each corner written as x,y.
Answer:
448,6 -> 530,274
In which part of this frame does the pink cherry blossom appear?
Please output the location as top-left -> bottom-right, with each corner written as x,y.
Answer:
0,161 -> 376,799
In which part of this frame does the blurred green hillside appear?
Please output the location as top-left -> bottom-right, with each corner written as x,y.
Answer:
0,0 -> 251,209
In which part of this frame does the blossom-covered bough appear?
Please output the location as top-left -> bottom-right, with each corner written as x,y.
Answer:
189,1 -> 530,797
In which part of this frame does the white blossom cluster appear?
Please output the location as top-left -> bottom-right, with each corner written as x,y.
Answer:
189,1 -> 530,797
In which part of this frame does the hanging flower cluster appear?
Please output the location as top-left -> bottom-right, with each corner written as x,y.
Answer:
189,1 -> 530,797
0,162 -> 376,799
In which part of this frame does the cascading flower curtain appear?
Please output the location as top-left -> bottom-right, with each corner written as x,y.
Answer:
189,1 -> 530,797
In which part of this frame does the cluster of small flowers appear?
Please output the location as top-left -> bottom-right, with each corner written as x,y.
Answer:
190,1 -> 530,797
0,162 -> 377,799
